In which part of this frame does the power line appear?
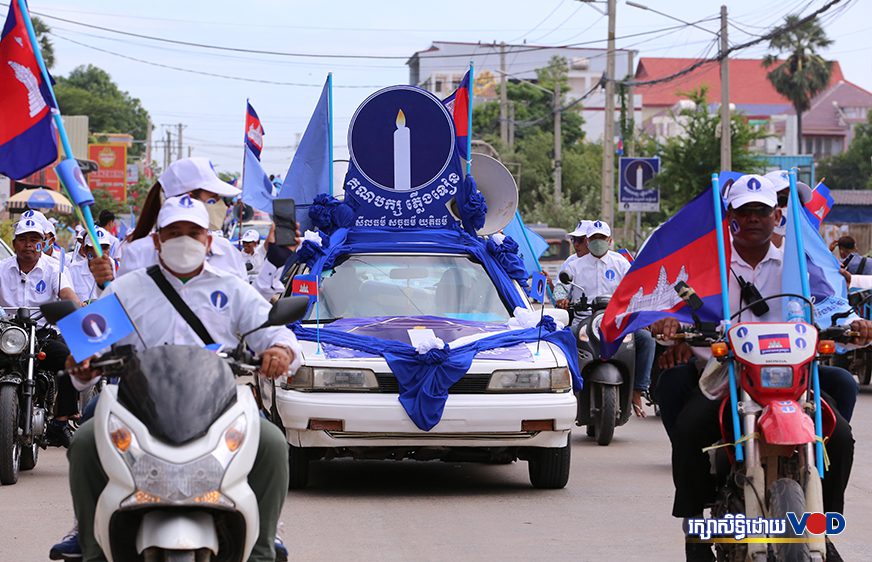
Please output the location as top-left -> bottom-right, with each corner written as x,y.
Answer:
50,33 -> 386,88
621,0 -> 848,88
507,0 -> 567,44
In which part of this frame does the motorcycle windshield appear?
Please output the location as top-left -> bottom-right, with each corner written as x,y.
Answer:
117,346 -> 237,445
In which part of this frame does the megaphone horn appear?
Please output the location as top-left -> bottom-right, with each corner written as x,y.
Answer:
447,153 -> 518,236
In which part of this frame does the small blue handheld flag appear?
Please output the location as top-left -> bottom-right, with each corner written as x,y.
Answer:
530,272 -> 547,303
56,294 -> 135,362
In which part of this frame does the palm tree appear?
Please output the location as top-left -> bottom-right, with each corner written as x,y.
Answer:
764,15 -> 833,153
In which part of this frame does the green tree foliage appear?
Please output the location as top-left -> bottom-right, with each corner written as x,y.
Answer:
55,65 -> 150,157
31,17 -> 54,70
638,88 -> 768,215
472,56 -> 598,229
817,110 -> 872,189
764,15 -> 833,150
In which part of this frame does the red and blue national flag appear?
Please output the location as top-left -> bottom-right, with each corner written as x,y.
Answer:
758,333 -> 791,355
617,248 -> 634,263
803,181 -> 833,229
599,189 -> 731,358
292,274 -> 319,303
442,70 -> 470,160
0,0 -> 58,180
244,101 -> 265,160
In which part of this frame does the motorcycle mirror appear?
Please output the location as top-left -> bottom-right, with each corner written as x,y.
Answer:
830,309 -> 854,327
558,271 -> 573,284
245,262 -> 254,272
240,296 -> 310,340
39,301 -> 79,324
673,281 -> 704,311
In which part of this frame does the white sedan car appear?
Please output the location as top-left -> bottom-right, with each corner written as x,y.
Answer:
263,251 -> 577,489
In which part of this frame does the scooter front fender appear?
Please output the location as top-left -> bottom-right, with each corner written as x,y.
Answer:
586,363 -> 623,385
136,511 -> 218,555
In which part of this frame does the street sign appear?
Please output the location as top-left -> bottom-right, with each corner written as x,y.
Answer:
619,157 -> 660,212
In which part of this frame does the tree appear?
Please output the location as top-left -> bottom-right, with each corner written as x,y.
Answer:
471,56 -> 596,228
55,65 -> 151,157
817,110 -> 872,189
638,88 -> 768,215
31,17 -> 54,70
764,15 -> 833,151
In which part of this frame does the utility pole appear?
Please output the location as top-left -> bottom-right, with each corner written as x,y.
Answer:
720,5 -> 731,171
499,42 -> 508,146
164,130 -> 171,170
601,0 -> 617,225
176,123 -> 185,161
145,121 -> 153,169
553,83 -> 562,201
508,101 -> 515,150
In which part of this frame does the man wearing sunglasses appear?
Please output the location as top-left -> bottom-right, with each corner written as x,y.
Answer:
650,174 -> 870,562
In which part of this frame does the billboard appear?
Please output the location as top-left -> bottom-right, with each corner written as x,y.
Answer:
88,144 -> 127,202
619,157 -> 660,212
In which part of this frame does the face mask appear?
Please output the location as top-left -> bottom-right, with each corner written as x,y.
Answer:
159,236 -> 207,274
588,239 -> 609,258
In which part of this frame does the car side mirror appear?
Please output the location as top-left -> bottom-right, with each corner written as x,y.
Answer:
40,301 -> 79,324
558,271 -> 573,284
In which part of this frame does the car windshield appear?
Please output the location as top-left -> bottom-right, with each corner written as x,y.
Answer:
310,253 -> 512,322
0,239 -> 11,260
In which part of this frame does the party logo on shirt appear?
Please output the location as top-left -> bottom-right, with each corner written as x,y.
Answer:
81,314 -> 110,343
604,269 -> 616,281
210,290 -> 229,310
34,279 -> 46,294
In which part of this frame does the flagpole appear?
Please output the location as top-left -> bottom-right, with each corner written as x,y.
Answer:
788,169 -> 825,478
466,62 -> 474,176
17,0 -> 102,259
327,73 -> 334,197
711,173 -> 744,463
239,100 -> 248,251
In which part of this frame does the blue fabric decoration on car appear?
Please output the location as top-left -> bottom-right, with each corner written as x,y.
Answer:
294,231 -> 329,268
292,322 -> 582,431
455,174 -> 487,236
309,194 -> 356,234
486,235 -> 529,288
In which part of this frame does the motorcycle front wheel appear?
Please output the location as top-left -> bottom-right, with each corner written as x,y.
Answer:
769,478 -> 811,562
594,384 -> 617,446
0,385 -> 21,485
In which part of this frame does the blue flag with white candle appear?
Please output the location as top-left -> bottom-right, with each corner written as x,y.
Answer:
56,294 -> 135,362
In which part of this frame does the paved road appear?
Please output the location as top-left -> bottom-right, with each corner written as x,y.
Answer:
2,388 -> 871,561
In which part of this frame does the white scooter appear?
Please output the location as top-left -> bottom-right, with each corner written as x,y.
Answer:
41,297 -> 308,562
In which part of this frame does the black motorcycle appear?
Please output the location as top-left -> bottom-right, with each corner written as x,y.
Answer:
827,288 -> 872,384
0,307 -> 56,484
558,272 -> 635,446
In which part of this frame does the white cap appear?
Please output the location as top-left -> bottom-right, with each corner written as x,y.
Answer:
14,218 -> 45,238
21,209 -> 50,232
587,220 -> 611,238
725,174 -> 777,209
241,229 -> 260,243
763,170 -> 813,205
157,195 -> 210,230
567,219 -> 592,238
44,219 -> 57,237
158,157 -> 241,198
84,227 -> 112,248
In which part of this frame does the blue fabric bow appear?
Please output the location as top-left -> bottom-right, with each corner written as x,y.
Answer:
486,235 -> 529,288
309,194 -> 356,234
455,174 -> 487,236
292,323 -> 582,431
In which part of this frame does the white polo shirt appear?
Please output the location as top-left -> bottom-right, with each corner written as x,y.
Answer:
0,254 -> 73,308
241,243 -> 267,282
728,241 -> 783,323
66,255 -> 117,303
563,250 -> 631,303
117,235 -> 247,280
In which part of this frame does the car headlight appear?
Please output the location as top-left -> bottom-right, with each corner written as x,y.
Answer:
286,366 -> 378,391
110,414 -> 241,508
0,326 -> 27,355
761,366 -> 794,388
487,367 -> 571,392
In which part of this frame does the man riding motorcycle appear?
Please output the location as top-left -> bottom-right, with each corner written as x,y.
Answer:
62,196 -> 302,562
0,218 -> 82,447
650,174 -> 871,562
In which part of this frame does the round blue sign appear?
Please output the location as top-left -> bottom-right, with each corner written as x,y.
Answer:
34,280 -> 46,294
741,342 -> 754,354
605,269 -> 616,281
736,327 -> 749,339
82,314 -> 108,339
794,324 -> 807,334
210,291 -> 229,310
348,86 -> 455,193
795,338 -> 807,349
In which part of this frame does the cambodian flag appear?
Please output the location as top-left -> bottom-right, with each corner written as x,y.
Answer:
0,0 -> 58,180
617,248 -> 635,263
803,181 -> 833,229
599,189 -> 730,358
442,70 -> 470,160
244,100 -> 264,160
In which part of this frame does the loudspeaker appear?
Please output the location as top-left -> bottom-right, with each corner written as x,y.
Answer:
447,153 -> 519,235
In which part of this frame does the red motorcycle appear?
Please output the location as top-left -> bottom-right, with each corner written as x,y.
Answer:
678,294 -> 855,562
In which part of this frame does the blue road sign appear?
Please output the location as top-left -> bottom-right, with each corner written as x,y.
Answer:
619,157 -> 660,212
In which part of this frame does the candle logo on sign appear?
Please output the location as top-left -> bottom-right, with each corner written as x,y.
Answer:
343,85 -> 465,228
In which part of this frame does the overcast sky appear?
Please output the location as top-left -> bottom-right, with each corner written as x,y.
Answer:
23,0 -> 871,176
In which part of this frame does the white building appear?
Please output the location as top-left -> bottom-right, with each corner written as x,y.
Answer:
407,41 -> 641,143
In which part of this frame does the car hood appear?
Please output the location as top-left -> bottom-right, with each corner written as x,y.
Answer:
298,315 -> 564,372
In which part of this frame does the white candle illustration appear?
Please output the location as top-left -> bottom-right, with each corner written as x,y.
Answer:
635,164 -> 644,191
393,109 -> 411,191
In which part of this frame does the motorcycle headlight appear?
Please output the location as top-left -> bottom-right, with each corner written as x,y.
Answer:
0,326 -> 27,355
285,366 -> 378,391
487,367 -> 571,392
761,366 -> 794,388
110,414 -> 240,509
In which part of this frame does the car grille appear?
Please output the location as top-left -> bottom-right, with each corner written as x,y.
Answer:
375,373 -> 491,393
